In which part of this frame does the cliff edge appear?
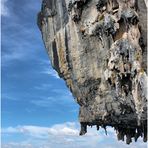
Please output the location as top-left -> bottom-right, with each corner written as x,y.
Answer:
37,0 -> 147,144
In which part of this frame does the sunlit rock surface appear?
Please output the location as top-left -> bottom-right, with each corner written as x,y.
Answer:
37,0 -> 147,144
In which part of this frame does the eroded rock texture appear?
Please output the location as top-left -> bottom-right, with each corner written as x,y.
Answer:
38,0 -> 147,144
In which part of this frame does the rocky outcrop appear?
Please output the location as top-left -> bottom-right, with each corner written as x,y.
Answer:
37,0 -> 147,144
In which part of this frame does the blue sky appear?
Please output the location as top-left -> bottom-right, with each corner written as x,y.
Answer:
1,0 -> 147,148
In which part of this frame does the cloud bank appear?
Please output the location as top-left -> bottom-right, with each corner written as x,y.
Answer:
2,122 -> 147,148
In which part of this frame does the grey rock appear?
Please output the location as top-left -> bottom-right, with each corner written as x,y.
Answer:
37,0 -> 147,144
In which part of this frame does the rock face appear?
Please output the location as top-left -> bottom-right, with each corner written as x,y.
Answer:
38,0 -> 147,144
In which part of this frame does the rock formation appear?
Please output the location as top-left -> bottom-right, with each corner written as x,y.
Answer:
37,0 -> 147,144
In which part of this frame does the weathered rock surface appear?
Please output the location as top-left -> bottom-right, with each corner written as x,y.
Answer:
38,0 -> 147,144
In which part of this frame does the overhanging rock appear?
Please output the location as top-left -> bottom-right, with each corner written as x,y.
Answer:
37,0 -> 147,144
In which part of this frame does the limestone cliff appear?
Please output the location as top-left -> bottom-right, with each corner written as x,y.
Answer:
37,0 -> 147,144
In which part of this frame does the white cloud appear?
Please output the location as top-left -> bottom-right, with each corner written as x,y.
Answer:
34,84 -> 52,90
2,122 -> 147,148
2,143 -> 35,148
39,60 -> 60,79
2,93 -> 19,101
2,51 -> 24,63
30,97 -> 57,107
41,68 -> 60,79
30,91 -> 75,108
1,0 -> 9,17
2,127 -> 18,133
2,20 -> 41,67
1,43 -> 37,67
2,122 -> 79,138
